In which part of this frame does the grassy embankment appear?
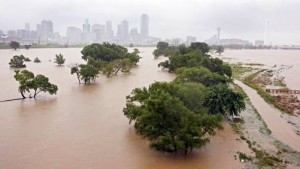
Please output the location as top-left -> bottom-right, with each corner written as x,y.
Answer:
230,63 -> 293,114
243,70 -> 293,114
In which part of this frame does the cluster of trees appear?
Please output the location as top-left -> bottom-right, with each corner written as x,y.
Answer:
9,53 -> 66,99
157,43 -> 232,77
70,43 -> 141,84
9,41 -> 32,50
124,82 -> 223,154
14,70 -> 58,98
9,54 -> 66,68
123,42 -> 245,154
9,55 -> 27,68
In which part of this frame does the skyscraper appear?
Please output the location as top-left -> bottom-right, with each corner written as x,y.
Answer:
117,24 -> 123,41
40,20 -> 54,42
66,26 -> 82,44
121,20 -> 129,41
105,21 -> 114,41
25,23 -> 30,31
140,14 -> 149,40
83,19 -> 91,43
83,19 -> 91,33
25,23 -> 30,40
217,27 -> 221,45
92,24 -> 105,42
130,28 -> 138,42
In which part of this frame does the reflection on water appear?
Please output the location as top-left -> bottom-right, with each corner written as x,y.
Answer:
0,48 -> 247,169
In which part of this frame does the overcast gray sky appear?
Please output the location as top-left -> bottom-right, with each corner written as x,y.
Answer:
1,0 -> 300,45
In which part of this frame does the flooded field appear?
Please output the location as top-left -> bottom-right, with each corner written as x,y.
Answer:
223,49 -> 300,89
0,48 -> 248,169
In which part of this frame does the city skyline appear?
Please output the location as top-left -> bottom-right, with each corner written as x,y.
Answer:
0,14 -> 157,45
1,0 -> 300,45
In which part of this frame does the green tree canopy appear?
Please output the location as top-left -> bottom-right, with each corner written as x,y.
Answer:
54,53 -> 66,65
81,43 -> 128,61
80,43 -> 141,78
79,64 -> 98,84
216,46 -> 224,55
69,58 -> 101,84
203,84 -> 246,116
10,41 -> 20,50
9,55 -> 26,68
190,42 -> 210,54
201,57 -> 232,77
124,82 -> 222,154
175,67 -> 230,86
14,70 -> 58,98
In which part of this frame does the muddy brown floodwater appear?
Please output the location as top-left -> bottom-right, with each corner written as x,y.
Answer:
235,80 -> 300,151
0,48 -> 248,169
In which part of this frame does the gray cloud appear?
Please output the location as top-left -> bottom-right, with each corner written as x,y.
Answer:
0,0 -> 300,44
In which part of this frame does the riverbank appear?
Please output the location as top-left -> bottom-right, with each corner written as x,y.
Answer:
215,52 -> 300,168
229,62 -> 300,133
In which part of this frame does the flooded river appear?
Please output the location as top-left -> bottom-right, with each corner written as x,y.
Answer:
0,48 -> 247,169
223,49 -> 300,89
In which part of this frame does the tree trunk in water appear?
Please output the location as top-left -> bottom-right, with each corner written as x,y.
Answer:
20,92 -> 26,99
77,73 -> 81,84
34,89 -> 37,98
114,65 -> 122,75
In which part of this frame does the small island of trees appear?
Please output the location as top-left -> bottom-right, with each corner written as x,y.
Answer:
70,43 -> 141,84
9,55 -> 27,68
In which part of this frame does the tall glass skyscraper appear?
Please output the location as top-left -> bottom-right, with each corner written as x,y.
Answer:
140,14 -> 149,40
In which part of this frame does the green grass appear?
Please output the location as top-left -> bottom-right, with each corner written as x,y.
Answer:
237,151 -> 253,162
229,63 -> 253,79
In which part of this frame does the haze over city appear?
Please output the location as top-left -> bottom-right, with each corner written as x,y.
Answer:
1,0 -> 300,45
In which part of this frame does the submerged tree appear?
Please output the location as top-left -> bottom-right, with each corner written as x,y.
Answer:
10,41 -> 20,50
54,53 -> 66,65
175,67 -> 230,86
69,58 -> 100,84
153,41 -> 169,58
9,55 -> 26,68
14,70 -> 58,98
80,43 -> 141,79
24,57 -> 31,62
203,84 -> 245,116
190,42 -> 210,54
33,57 -> 41,63
216,46 -> 224,56
70,64 -> 81,84
79,64 -> 98,84
24,44 -> 31,50
124,82 -> 223,154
